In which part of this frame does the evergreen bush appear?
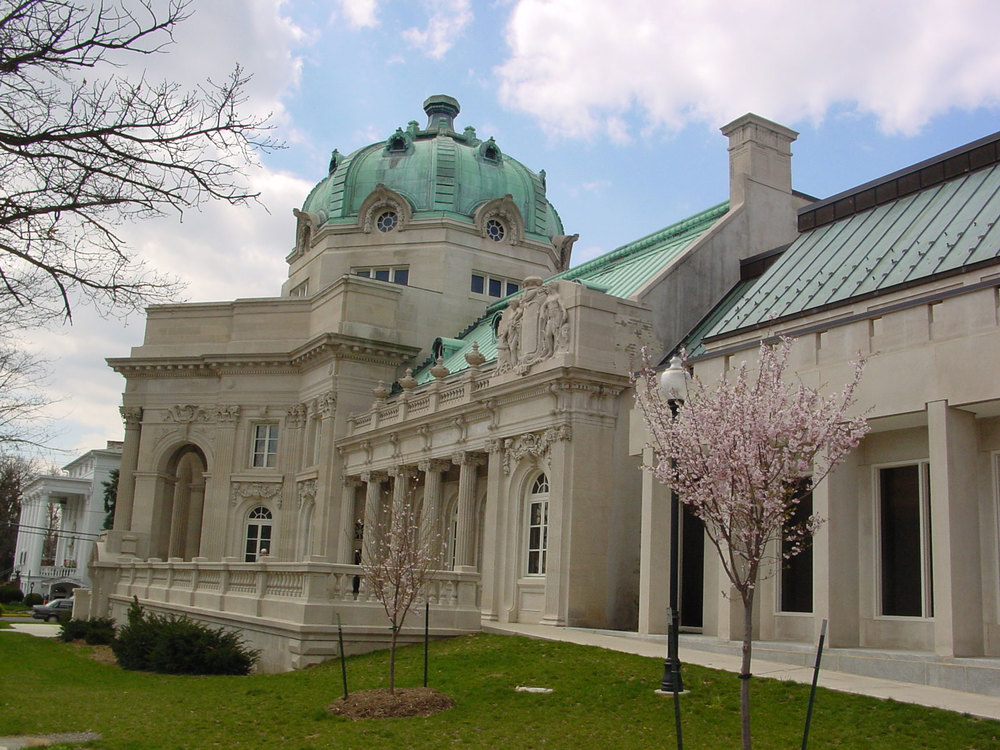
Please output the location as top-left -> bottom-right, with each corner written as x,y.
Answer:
0,584 -> 23,604
112,598 -> 258,675
59,617 -> 116,645
23,593 -> 42,606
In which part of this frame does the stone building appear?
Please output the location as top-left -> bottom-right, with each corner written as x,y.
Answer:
89,96 -> 804,670
14,442 -> 121,599
634,129 -> 1000,693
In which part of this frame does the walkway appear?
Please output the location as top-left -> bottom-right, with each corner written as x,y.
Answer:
483,622 -> 1000,722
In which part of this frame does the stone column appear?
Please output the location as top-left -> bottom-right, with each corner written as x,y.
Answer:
360,471 -> 386,565
390,465 -> 413,509
114,407 -> 142,530
812,450 -> 860,647
418,459 -> 449,563
337,476 -> 362,564
927,399 -> 983,657
452,452 -> 484,571
638,446 -> 670,634
478,443 -> 505,620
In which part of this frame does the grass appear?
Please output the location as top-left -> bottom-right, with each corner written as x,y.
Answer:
0,632 -> 998,749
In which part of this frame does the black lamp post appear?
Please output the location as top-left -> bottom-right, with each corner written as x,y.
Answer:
659,355 -> 690,695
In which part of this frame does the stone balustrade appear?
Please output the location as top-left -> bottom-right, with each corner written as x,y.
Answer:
101,557 -> 481,630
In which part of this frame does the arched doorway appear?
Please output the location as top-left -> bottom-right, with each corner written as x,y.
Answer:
153,445 -> 207,560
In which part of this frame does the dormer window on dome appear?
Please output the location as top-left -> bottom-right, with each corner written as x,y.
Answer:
385,129 -> 411,155
479,138 -> 502,164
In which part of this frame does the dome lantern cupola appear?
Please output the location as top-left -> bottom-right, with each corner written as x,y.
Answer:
423,94 -> 460,131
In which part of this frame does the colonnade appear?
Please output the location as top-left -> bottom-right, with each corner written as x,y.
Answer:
341,451 -> 486,570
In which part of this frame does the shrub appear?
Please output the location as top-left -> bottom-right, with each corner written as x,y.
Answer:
84,618 -> 117,645
112,598 -> 258,675
0,584 -> 23,604
23,593 -> 42,607
0,602 -> 4,616
58,617 -> 116,645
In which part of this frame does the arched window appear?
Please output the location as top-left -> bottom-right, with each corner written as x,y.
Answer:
245,506 -> 273,562
525,473 -> 549,575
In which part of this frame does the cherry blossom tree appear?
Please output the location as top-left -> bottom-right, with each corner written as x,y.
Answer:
635,337 -> 868,750
360,484 -> 441,694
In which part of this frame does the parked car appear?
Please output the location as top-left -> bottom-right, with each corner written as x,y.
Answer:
32,598 -> 74,622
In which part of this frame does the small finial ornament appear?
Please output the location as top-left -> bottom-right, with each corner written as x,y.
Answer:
398,368 -> 417,389
372,381 -> 390,400
464,342 -> 486,368
430,356 -> 450,380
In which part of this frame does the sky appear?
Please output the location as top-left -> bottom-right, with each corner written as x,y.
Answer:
19,0 -> 1000,465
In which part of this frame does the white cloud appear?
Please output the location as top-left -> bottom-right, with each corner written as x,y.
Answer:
402,0 -> 473,59
338,0 -> 379,29
498,0 -> 1000,137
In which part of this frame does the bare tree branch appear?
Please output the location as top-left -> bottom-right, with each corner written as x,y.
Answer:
0,0 -> 279,325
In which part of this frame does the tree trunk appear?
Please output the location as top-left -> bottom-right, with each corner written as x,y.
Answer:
740,593 -> 754,750
389,626 -> 399,694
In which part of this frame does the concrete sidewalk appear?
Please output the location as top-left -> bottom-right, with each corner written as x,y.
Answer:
1,623 -> 60,637
483,622 -> 1000,722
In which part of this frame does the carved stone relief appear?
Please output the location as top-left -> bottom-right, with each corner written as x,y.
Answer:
165,405 -> 241,424
502,425 -> 572,475
286,403 -> 307,428
496,277 -> 570,375
297,479 -> 317,509
230,480 -> 284,508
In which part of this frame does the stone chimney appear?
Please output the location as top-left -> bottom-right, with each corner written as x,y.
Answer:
721,114 -> 798,206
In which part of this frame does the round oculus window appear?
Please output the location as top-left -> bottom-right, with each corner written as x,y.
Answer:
485,218 -> 505,242
376,210 -> 398,233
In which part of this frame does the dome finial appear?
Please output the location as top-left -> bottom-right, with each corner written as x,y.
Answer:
423,94 -> 460,131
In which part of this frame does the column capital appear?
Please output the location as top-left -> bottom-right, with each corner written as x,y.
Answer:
360,470 -> 387,484
418,459 -> 451,474
342,475 -> 363,488
451,451 -> 486,467
120,406 -> 143,428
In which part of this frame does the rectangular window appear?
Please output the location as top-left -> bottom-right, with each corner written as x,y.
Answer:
353,266 -> 409,285
879,463 -> 933,617
471,272 -> 521,299
527,499 -> 548,575
251,423 -> 279,469
289,280 -> 309,297
780,487 -> 814,613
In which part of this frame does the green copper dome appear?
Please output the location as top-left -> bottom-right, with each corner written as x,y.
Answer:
301,95 -> 563,240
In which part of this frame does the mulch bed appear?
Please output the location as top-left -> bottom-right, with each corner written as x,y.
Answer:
327,687 -> 455,720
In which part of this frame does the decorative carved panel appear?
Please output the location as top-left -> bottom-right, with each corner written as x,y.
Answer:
502,425 -> 573,474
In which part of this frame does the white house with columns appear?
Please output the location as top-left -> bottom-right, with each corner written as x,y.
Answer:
14,442 -> 121,599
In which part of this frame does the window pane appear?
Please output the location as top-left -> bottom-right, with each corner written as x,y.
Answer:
393,268 -> 409,286
355,269 -> 370,278
506,282 -> 519,295
780,491 -> 813,613
880,465 -> 922,616
374,268 -> 390,281
471,274 -> 484,293
488,278 -> 502,297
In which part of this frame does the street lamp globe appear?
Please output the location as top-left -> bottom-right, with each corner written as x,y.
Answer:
659,355 -> 690,404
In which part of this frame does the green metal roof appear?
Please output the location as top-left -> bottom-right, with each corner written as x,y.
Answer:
550,202 -> 729,298
411,201 -> 729,383
706,160 -> 1000,337
301,95 -> 563,240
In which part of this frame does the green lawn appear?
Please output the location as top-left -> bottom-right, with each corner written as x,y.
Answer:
0,631 -> 997,749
